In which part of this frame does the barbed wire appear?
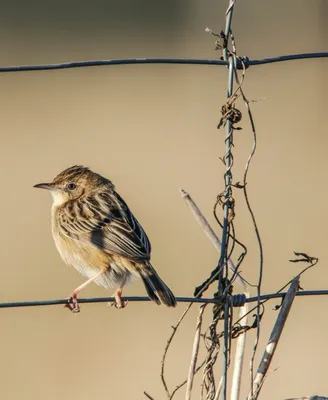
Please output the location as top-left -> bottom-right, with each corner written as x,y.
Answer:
0,289 -> 327,309
0,52 -> 327,73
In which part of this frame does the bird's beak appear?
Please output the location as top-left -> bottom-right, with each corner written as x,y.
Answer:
33,182 -> 54,190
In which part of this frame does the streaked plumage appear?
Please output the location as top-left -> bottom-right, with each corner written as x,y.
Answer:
34,165 -> 176,312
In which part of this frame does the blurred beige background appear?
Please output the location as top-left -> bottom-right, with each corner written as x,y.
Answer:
0,0 -> 327,399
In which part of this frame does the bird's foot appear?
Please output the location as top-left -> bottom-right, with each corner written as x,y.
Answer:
65,293 -> 80,313
109,289 -> 127,309
110,299 -> 128,309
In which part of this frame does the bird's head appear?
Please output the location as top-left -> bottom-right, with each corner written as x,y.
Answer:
34,165 -> 114,206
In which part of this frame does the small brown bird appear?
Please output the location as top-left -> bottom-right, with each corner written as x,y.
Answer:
34,165 -> 176,312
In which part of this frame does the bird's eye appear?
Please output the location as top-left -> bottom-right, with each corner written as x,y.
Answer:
67,182 -> 76,191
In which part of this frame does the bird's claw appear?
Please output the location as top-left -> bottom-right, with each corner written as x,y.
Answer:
110,299 -> 128,309
65,294 -> 80,313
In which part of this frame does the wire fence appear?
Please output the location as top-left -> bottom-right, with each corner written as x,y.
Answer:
2,1 -> 327,400
0,42 -> 326,315
0,47 -> 325,311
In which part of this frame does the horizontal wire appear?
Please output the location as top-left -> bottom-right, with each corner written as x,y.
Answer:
247,289 -> 328,302
0,290 -> 327,309
0,52 -> 327,73
0,296 -> 214,309
249,52 -> 328,65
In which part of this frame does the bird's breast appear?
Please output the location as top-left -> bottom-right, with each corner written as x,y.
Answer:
51,205 -> 109,275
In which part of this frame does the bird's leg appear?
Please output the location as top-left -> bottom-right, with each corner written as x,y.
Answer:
113,287 -> 126,309
66,269 -> 106,313
111,276 -> 128,309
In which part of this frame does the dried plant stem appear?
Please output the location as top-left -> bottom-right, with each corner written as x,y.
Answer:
232,57 -> 264,391
161,303 -> 193,398
247,277 -> 300,400
171,360 -> 206,400
213,376 -> 223,400
180,189 -> 247,290
185,304 -> 207,400
230,292 -> 249,400
144,391 -> 156,400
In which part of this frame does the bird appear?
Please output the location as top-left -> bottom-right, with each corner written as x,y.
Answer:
34,165 -> 176,312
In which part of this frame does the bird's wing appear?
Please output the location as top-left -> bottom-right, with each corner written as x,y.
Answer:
57,191 -> 151,262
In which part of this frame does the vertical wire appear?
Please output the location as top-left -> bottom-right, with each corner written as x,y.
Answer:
219,1 -> 235,399
219,56 -> 235,400
222,300 -> 231,400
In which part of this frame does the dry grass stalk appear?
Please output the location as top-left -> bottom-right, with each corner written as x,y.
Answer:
213,377 -> 223,400
230,292 -> 249,400
185,304 -> 207,400
247,276 -> 300,400
180,189 -> 247,290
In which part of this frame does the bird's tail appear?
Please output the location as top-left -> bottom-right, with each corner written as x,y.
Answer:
138,262 -> 177,307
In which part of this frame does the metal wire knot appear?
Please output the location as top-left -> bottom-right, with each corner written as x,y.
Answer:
231,293 -> 247,307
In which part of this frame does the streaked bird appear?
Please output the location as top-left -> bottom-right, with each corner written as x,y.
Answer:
34,165 -> 176,312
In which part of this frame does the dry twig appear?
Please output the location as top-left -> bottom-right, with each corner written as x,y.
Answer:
161,303 -> 193,398
144,391 -> 156,400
